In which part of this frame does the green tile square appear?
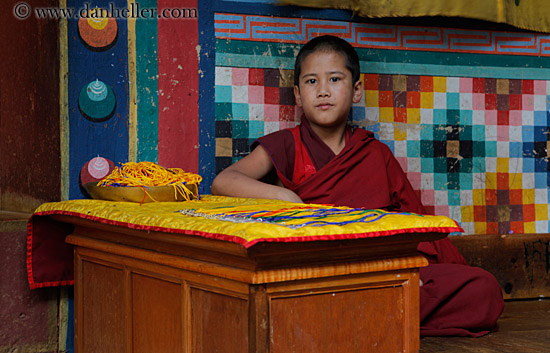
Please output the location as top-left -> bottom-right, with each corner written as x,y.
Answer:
232,120 -> 249,139
433,125 -> 447,141
420,140 -> 434,158
459,172 -> 473,189
446,109 -> 460,125
473,141 -> 485,157
460,125 -> 472,140
434,157 -> 448,173
421,157 -> 434,172
215,103 -> 233,121
460,158 -> 473,173
448,189 -> 460,204
434,173 -> 447,190
473,157 -> 485,173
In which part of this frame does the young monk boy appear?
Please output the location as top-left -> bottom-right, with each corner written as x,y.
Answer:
211,35 -> 504,337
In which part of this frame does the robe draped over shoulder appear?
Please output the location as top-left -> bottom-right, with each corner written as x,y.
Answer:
252,119 -> 504,337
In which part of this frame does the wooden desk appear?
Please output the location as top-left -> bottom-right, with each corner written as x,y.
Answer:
56,215 -> 446,353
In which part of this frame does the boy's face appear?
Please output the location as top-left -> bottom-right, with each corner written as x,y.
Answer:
294,50 -> 363,132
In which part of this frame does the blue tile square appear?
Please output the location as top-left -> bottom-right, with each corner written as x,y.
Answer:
215,85 -> 232,103
407,140 -> 420,157
460,110 -> 473,125
523,142 -> 535,158
447,93 -> 460,110
523,158 -> 534,172
522,126 -> 534,141
509,142 -> 522,158
535,158 -> 548,173
485,141 -> 497,157
535,171 -> 547,188
433,109 -> 447,124
534,110 -> 547,126
472,125 -> 485,141
534,126 -> 548,141
249,120 -> 264,138
352,106 -> 366,121
232,103 -> 249,120
420,124 -> 433,140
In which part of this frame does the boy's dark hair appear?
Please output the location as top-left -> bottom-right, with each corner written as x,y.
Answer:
294,35 -> 360,86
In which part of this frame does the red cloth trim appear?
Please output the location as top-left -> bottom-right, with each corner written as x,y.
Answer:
290,126 -> 317,184
27,209 -> 462,289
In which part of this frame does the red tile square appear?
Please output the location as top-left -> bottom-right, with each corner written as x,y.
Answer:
407,91 -> 420,108
497,173 -> 509,189
420,76 -> 433,92
394,107 -> 407,122
509,94 -> 522,111
497,110 -> 509,125
486,189 -> 498,205
472,78 -> 485,93
249,68 -> 264,86
510,221 -> 524,234
364,74 -> 379,90
522,80 -> 534,94
279,105 -> 295,121
264,87 -> 279,104
473,205 -> 486,221
486,222 -> 498,234
523,204 -> 536,222
379,91 -> 393,107
485,94 -> 497,110
510,189 -> 523,204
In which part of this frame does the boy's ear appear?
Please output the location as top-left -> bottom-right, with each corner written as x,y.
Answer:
294,85 -> 303,107
352,80 -> 364,104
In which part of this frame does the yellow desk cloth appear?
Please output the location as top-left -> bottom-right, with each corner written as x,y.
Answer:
27,196 -> 462,289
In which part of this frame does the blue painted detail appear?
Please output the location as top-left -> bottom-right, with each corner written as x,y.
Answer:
68,0 -> 129,200
198,1 -> 217,193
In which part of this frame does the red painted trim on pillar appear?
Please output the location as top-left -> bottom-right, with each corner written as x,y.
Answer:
157,0 -> 199,172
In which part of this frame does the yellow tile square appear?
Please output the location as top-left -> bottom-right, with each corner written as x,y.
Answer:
420,92 -> 433,109
523,189 -> 535,204
433,77 -> 447,92
524,222 -> 536,233
474,222 -> 487,234
393,75 -> 407,91
496,79 -> 509,95
407,108 -> 420,124
535,204 -> 548,221
509,173 -> 522,189
461,205 -> 474,223
473,189 -> 486,205
485,173 -> 497,189
365,90 -> 379,108
394,124 -> 407,140
379,107 -> 394,123
497,158 -> 509,173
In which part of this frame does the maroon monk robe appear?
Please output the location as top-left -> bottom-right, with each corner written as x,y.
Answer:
252,119 -> 504,337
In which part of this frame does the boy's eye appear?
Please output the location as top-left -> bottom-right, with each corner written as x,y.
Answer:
305,78 -> 316,84
330,77 -> 341,82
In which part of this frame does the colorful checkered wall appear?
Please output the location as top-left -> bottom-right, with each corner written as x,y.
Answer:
214,64 -> 550,236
